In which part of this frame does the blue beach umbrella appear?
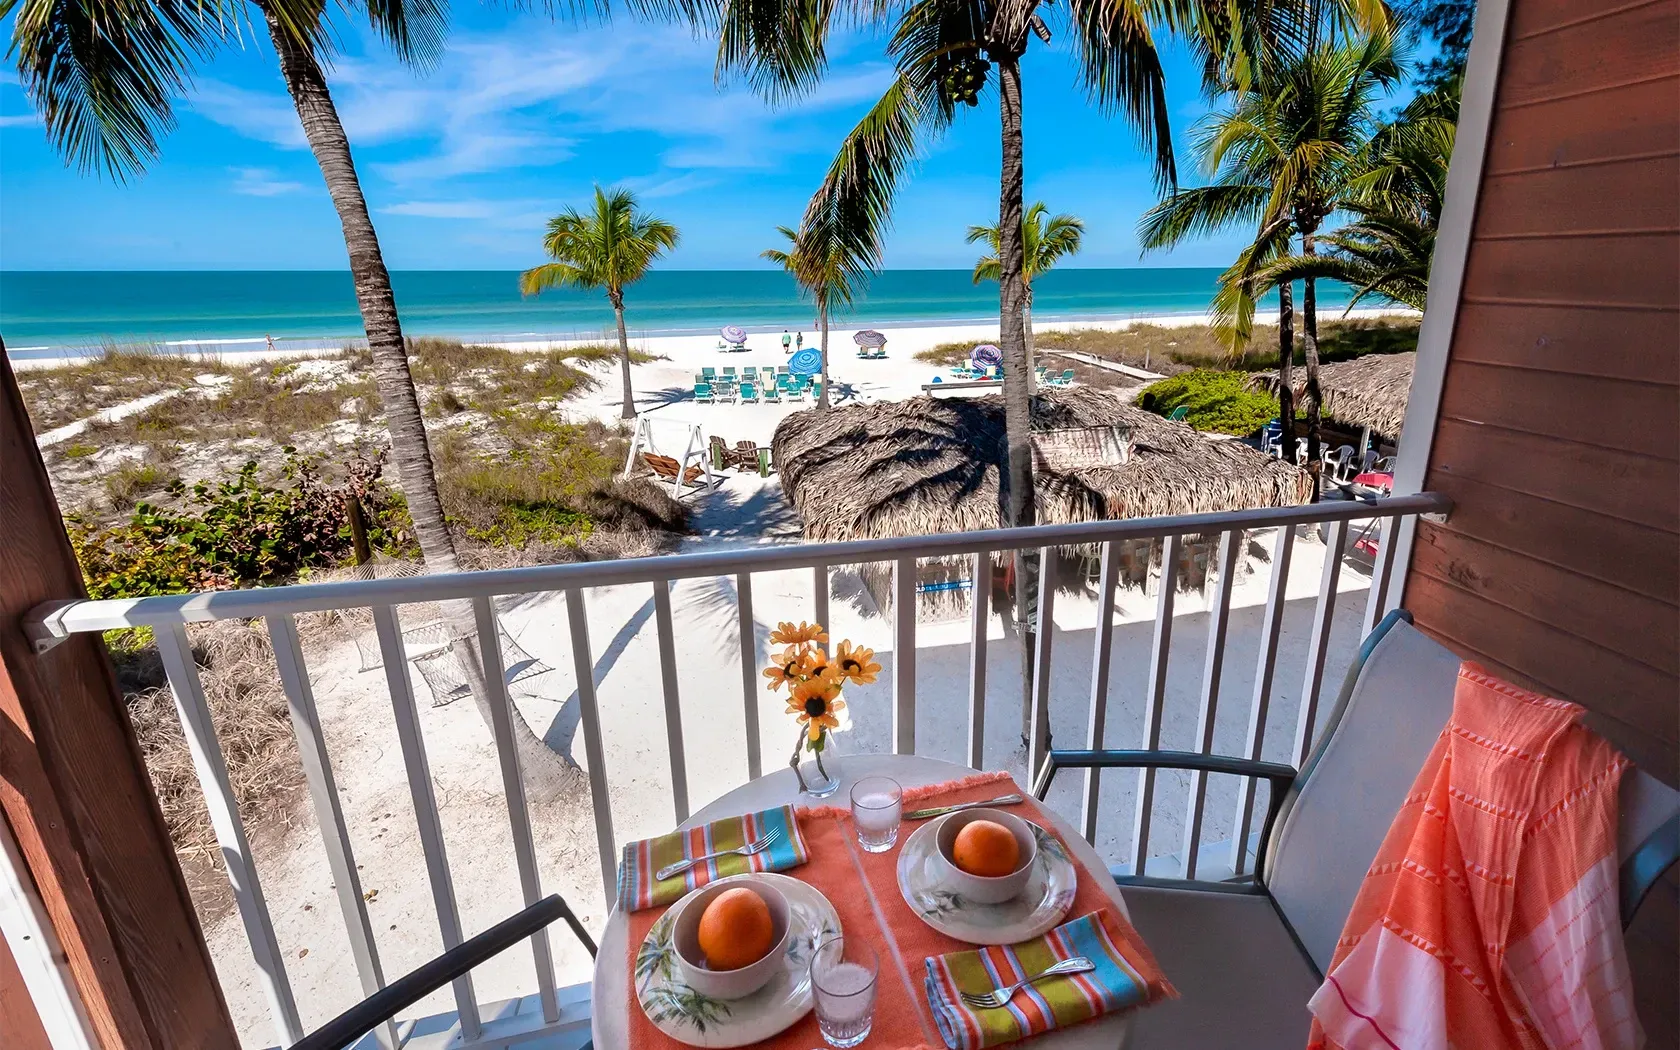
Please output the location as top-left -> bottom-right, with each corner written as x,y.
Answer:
788,348 -> 823,375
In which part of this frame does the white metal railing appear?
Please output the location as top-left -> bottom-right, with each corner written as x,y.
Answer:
24,492 -> 1449,1048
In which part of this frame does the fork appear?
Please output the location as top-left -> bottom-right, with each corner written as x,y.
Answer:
957,957 -> 1096,1009
654,828 -> 782,881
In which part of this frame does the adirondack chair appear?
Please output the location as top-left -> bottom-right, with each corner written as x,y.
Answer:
1032,611 -> 1680,1049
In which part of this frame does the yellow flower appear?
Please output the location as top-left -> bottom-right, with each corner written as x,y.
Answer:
770,620 -> 828,647
787,678 -> 845,742
798,647 -> 838,682
762,646 -> 808,692
833,640 -> 881,686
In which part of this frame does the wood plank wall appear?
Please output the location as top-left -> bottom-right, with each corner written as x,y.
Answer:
1404,0 -> 1680,787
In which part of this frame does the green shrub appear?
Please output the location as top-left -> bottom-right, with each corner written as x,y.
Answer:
68,448 -> 413,599
104,462 -> 177,510
62,442 -> 97,458
1138,369 -> 1281,436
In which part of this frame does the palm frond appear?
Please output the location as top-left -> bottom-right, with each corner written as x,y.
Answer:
1136,183 -> 1268,250
713,0 -> 839,102
1063,0 -> 1176,189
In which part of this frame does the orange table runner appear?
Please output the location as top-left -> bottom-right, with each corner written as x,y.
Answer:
624,771 -> 1168,1050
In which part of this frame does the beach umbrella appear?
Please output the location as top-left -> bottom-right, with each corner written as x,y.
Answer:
721,325 -> 748,345
970,344 -> 1002,369
788,348 -> 823,375
853,330 -> 887,348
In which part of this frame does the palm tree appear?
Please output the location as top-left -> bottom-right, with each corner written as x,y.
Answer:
1252,73 -> 1457,312
6,0 -> 572,790
968,202 -> 1083,385
1138,27 -> 1402,483
521,187 -> 679,420
762,209 -> 873,410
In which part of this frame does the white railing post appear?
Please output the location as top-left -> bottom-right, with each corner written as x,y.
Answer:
1362,513 -> 1404,635
1129,534 -> 1181,876
155,623 -> 303,1047
564,590 -> 620,907
1028,548 -> 1057,778
1293,519 -> 1349,767
470,598 -> 560,1025
894,557 -> 917,754
735,573 -> 763,780
266,614 -> 396,1048
1082,542 -> 1120,842
371,605 -> 481,1039
1180,531 -> 1241,879
813,563 -> 830,635
967,552 -> 989,770
651,581 -> 691,823
1230,525 -> 1296,877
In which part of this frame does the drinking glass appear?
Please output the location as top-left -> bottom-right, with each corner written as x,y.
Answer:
811,936 -> 879,1048
850,776 -> 902,853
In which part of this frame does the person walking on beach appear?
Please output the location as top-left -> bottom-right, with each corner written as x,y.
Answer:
782,329 -> 793,353
796,331 -> 804,352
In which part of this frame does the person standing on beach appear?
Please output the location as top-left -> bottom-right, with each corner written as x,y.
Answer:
782,329 -> 792,353
796,331 -> 804,352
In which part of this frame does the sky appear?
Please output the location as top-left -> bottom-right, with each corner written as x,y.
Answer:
0,9 -> 1411,272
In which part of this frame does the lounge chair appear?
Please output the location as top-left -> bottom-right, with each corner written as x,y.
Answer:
1056,368 -> 1076,387
785,382 -> 806,403
722,366 -> 736,379
762,382 -> 782,404
694,382 -> 714,404
1032,611 -> 1679,1050
739,381 -> 758,404
777,365 -> 790,375
702,367 -> 717,380
1167,405 -> 1190,422
743,366 -> 758,380
811,379 -> 824,401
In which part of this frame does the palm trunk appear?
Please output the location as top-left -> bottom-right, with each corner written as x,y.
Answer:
264,9 -> 573,796
1300,229 -> 1324,500
818,300 -> 831,410
612,294 -> 635,419
1277,280 -> 1297,464
996,52 -> 1040,753
1024,290 -> 1035,392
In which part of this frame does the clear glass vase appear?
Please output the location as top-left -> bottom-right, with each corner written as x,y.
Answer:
796,731 -> 842,799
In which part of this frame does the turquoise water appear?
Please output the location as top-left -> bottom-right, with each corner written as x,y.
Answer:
0,269 -> 1352,358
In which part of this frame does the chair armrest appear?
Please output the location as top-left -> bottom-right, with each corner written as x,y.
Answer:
292,894 -> 588,1050
1033,749 -> 1298,882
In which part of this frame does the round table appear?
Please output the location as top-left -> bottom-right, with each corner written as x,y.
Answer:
593,754 -> 1135,1049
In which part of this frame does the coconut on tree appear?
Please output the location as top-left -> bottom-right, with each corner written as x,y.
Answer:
521,187 -> 679,420
967,202 -> 1083,386
6,0 -> 572,790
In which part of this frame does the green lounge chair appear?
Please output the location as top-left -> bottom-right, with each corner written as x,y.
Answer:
702,367 -> 717,379
694,382 -> 714,404
740,381 -> 759,404
1168,405 -> 1190,422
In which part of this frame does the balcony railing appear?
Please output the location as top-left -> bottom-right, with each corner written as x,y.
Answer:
22,491 -> 1450,1048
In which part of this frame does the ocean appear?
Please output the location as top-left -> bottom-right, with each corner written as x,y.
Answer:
0,268 -> 1350,359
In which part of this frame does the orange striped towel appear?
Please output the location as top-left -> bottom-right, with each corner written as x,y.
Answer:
1308,664 -> 1639,1050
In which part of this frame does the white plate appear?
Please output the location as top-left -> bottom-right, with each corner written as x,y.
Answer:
897,818 -> 1077,945
635,873 -> 842,1048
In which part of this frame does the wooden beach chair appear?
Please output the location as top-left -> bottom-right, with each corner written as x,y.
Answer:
641,452 -> 704,487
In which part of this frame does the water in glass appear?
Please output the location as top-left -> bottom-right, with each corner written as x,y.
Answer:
850,776 -> 902,854
812,936 -> 878,1048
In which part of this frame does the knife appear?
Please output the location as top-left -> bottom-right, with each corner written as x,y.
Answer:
904,793 -> 1024,821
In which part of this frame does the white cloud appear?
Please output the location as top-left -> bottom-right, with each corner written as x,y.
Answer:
230,167 -> 305,196
382,199 -> 497,219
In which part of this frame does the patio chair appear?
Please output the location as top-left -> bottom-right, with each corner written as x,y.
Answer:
1058,368 -> 1076,387
743,366 -> 758,380
1033,610 -> 1680,1050
739,381 -> 759,404
701,366 -> 716,380
693,381 -> 714,404
762,382 -> 782,404
1166,405 -> 1190,421
722,366 -> 736,379
1324,444 -> 1355,481
786,382 -> 806,403
290,895 -> 595,1050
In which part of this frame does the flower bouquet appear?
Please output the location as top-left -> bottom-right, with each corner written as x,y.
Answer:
763,621 -> 881,798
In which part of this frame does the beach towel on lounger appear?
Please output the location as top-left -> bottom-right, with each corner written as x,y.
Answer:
1308,665 -> 1639,1050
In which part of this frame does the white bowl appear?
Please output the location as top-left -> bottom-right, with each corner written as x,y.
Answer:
670,876 -> 792,1000
932,808 -> 1038,904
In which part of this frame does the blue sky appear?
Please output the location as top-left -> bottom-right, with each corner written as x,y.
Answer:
1,10 -> 1381,271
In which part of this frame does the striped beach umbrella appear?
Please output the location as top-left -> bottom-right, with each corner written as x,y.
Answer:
721,325 -> 748,345
970,344 -> 1002,369
853,329 -> 888,348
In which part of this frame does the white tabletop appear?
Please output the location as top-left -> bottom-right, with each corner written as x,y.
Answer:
594,753 -> 1134,1049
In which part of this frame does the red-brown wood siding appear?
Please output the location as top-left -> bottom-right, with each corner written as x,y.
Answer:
1402,0 -> 1679,787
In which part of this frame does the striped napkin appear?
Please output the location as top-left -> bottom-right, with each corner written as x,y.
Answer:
616,805 -> 811,912
923,910 -> 1170,1049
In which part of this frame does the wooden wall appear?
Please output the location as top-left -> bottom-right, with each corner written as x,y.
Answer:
1403,0 -> 1680,786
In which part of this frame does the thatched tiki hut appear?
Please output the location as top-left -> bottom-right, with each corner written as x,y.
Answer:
1249,351 -> 1415,443
772,387 -> 1312,620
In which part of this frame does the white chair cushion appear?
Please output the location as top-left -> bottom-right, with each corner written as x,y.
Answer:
1266,618 -> 1461,973
1122,885 -> 1320,1049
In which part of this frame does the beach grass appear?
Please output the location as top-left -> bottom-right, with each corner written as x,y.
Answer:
17,342 -> 227,434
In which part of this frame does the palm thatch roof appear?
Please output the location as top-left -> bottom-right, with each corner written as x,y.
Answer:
772,387 -> 1311,544
1249,351 -> 1415,439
